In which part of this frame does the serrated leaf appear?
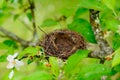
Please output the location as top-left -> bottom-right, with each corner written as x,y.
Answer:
64,50 -> 90,75
68,18 -> 96,43
22,71 -> 52,80
19,47 -> 38,58
41,19 -> 57,27
112,47 -> 120,67
49,57 -> 59,77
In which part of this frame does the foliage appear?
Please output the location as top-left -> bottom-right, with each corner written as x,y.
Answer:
0,0 -> 120,80
68,18 -> 97,43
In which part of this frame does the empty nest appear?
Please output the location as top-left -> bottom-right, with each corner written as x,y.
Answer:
40,30 -> 86,59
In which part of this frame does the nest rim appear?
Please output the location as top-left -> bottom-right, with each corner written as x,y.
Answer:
40,29 -> 86,59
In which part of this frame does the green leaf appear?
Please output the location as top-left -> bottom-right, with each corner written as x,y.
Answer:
26,12 -> 32,21
74,8 -> 88,19
22,71 -> 53,80
41,19 -> 57,27
60,8 -> 75,17
49,57 -> 59,77
112,33 -> 120,50
79,0 -> 108,11
19,47 -> 38,58
3,39 -> 18,49
0,55 -> 7,62
101,19 -> 119,32
68,18 -> 96,43
0,43 -> 9,49
64,50 -> 90,75
0,9 -> 10,25
0,41 -> 15,54
112,47 -> 120,67
113,64 -> 120,72
27,58 -> 34,65
76,63 -> 111,80
102,0 -> 116,10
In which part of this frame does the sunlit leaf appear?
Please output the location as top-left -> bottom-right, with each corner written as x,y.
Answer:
41,19 -> 57,27
0,9 -> 10,25
60,8 -> 75,17
19,47 -> 38,58
76,63 -> 111,80
112,47 -> 120,67
74,8 -> 88,19
102,0 -> 116,10
68,18 -> 97,43
101,19 -> 119,32
64,50 -> 90,75
79,0 -> 108,11
49,57 -> 59,77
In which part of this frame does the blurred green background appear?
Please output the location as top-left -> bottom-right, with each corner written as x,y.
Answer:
0,0 -> 120,80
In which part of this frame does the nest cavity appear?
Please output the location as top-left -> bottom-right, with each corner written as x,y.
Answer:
41,30 -> 86,59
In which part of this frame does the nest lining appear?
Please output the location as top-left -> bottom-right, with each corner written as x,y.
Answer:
41,30 -> 86,59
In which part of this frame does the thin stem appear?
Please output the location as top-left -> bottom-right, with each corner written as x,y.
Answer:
113,9 -> 118,17
28,0 -> 38,42
38,26 -> 47,35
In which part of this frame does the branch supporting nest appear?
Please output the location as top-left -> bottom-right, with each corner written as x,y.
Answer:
89,9 -> 113,61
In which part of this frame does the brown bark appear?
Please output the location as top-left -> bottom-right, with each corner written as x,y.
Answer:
89,9 -> 113,61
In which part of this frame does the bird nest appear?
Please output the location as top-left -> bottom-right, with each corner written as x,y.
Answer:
40,30 -> 86,59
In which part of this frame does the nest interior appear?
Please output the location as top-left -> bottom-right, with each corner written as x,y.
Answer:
41,30 -> 86,59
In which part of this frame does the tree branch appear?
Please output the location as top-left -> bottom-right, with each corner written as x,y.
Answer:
28,0 -> 38,43
89,9 -> 113,61
0,27 -> 29,46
